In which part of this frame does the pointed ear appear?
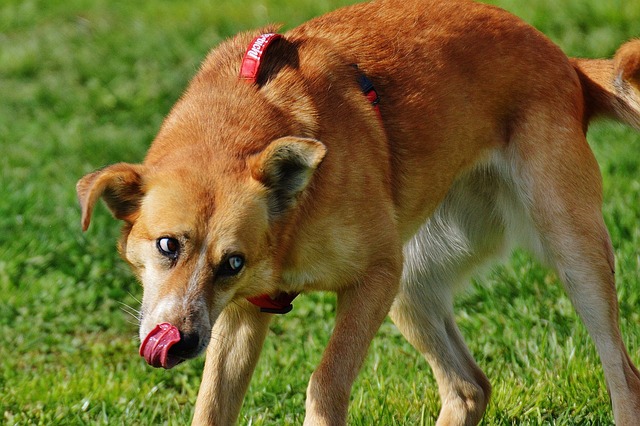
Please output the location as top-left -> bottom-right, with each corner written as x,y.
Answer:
249,137 -> 326,216
76,163 -> 146,231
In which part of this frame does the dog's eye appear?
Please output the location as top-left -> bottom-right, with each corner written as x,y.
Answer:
157,237 -> 180,260
218,255 -> 245,277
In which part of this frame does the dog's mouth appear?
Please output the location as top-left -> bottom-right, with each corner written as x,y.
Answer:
139,323 -> 185,369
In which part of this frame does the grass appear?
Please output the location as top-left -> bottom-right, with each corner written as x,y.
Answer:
1,0 -> 639,424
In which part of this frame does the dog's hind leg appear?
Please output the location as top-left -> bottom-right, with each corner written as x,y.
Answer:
390,283 -> 489,426
509,119 -> 640,424
390,171 -> 507,426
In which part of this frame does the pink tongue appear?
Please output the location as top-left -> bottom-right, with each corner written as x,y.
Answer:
139,323 -> 182,369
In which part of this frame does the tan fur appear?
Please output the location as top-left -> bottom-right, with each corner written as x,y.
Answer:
77,0 -> 640,424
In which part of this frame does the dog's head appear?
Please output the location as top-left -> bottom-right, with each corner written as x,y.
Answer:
77,128 -> 325,367
75,29 -> 378,368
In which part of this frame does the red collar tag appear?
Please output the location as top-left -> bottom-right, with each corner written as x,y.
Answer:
240,33 -> 282,83
247,292 -> 299,314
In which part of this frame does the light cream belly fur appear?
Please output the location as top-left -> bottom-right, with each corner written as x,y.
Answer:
401,147 -> 547,295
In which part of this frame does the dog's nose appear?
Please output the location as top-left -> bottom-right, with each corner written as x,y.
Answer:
167,331 -> 201,359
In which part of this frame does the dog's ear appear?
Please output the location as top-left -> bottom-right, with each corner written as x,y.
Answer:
76,163 -> 146,231
249,137 -> 326,216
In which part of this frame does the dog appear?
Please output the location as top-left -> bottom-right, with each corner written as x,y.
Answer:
77,0 -> 640,424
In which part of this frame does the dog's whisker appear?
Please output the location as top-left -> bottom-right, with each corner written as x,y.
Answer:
119,301 -> 142,322
119,304 -> 141,318
124,318 -> 140,327
127,291 -> 143,305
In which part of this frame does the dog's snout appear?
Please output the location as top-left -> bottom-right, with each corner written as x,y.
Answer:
168,331 -> 201,359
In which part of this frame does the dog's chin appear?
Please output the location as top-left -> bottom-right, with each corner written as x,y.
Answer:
139,322 -> 208,369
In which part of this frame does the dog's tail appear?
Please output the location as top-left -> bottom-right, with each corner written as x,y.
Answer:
571,39 -> 640,130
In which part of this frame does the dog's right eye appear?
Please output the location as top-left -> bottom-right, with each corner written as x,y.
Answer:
157,237 -> 180,260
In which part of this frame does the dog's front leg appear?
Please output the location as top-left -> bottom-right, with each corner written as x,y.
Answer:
192,301 -> 272,425
304,258 -> 402,425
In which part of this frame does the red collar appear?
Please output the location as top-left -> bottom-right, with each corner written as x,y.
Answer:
239,33 -> 382,314
239,33 -> 282,81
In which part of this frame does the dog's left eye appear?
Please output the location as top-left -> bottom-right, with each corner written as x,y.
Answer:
218,255 -> 245,277
157,237 -> 180,260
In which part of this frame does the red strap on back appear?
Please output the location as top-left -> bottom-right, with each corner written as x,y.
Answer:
354,65 -> 382,121
240,33 -> 282,83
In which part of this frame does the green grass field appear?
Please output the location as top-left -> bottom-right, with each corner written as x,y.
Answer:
1,0 -> 639,424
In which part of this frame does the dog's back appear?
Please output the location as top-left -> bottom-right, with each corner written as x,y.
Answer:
189,0 -> 640,239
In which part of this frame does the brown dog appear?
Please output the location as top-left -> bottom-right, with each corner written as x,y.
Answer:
77,0 -> 640,424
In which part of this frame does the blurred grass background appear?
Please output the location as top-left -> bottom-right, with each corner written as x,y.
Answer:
1,0 -> 639,424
